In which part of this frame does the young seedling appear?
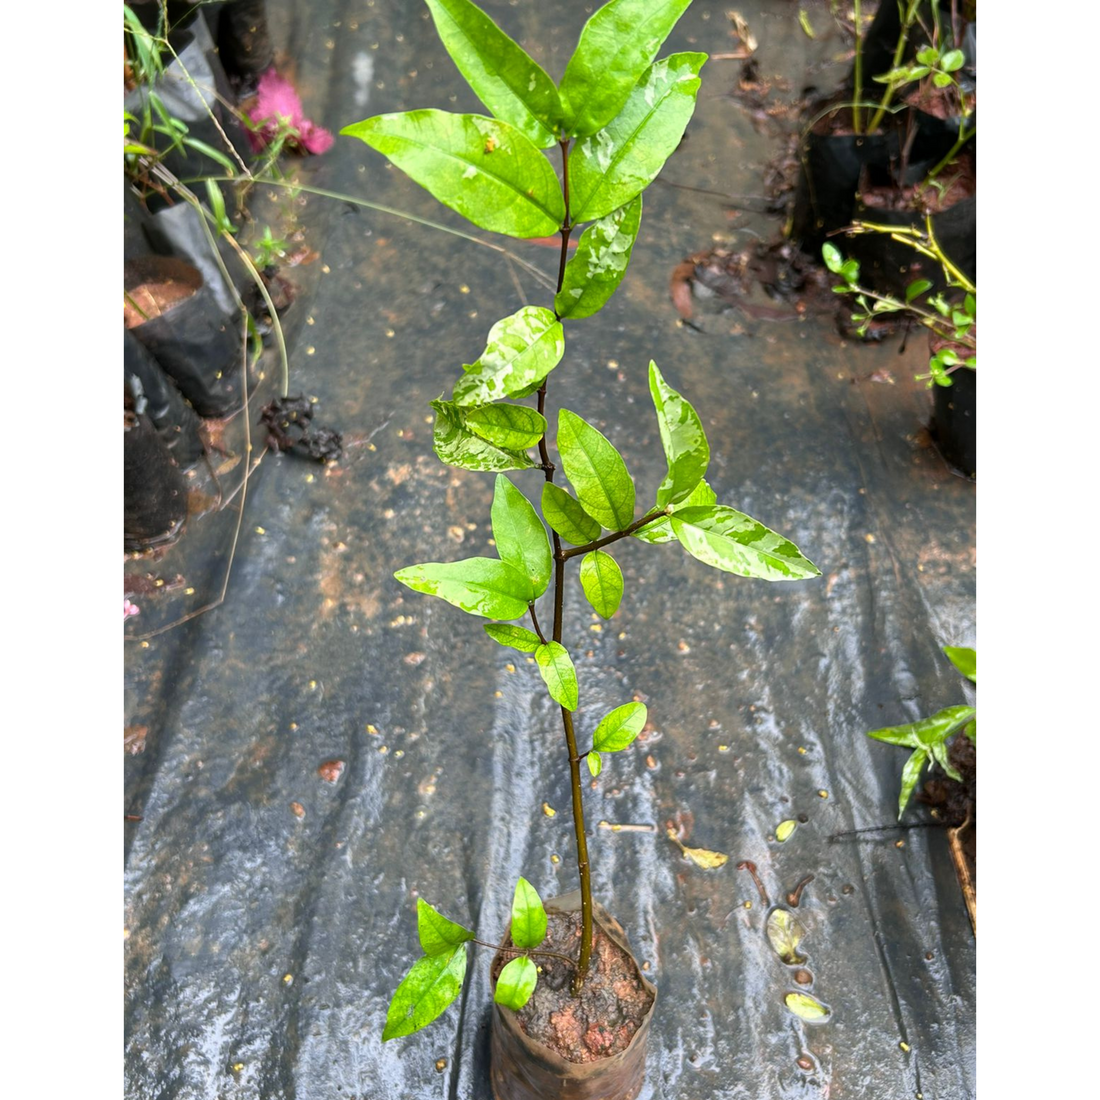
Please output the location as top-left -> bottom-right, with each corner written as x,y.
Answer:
342,0 -> 820,1044
866,646 -> 976,818
823,225 -> 976,388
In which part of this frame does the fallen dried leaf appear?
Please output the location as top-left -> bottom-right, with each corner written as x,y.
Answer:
667,827 -> 729,869
766,908 -> 806,965
729,10 -> 758,52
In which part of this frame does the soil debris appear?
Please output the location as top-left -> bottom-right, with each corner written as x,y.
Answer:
260,395 -> 343,462
317,759 -> 345,783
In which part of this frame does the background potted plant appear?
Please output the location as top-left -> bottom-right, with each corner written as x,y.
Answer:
792,0 -> 975,291
823,217 -> 976,476
865,645 -> 976,930
340,1 -> 820,1095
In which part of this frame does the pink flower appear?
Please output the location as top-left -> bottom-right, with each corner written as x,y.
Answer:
246,69 -> 334,156
124,598 -> 140,620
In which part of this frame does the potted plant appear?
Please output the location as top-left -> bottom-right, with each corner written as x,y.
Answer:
823,218 -> 976,476
340,1 -> 821,1096
792,0 -> 975,291
865,645 -> 976,930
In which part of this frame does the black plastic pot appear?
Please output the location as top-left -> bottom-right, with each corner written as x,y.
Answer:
203,0 -> 275,88
490,892 -> 656,1100
930,363 -> 976,479
125,399 -> 188,552
143,199 -> 253,318
125,256 -> 241,417
125,330 -> 205,468
791,109 -> 963,261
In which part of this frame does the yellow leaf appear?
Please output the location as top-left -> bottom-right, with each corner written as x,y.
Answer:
785,992 -> 829,1021
666,827 -> 728,869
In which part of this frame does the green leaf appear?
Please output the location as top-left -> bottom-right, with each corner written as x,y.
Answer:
633,478 -> 716,544
587,750 -> 603,776
510,877 -> 548,948
963,293 -> 976,318
541,483 -> 602,545
941,48 -> 965,72
785,992 -> 830,1021
395,557 -> 533,619
424,0 -> 562,148
670,505 -> 820,581
484,623 -> 542,652
535,642 -> 579,710
559,0 -> 694,138
494,956 -> 539,1010
916,47 -> 940,66
383,946 -> 468,1040
929,738 -> 962,784
943,645 -> 976,683
417,898 -> 475,956
465,404 -> 547,451
569,52 -> 706,224
866,705 -> 977,750
340,110 -> 564,238
592,701 -> 647,752
821,243 -> 843,273
453,307 -> 564,406
897,748 -> 929,819
579,551 -> 624,619
905,278 -> 932,303
557,409 -> 635,531
492,476 -> 552,597
932,71 -> 954,88
555,195 -> 643,319
649,361 -> 710,507
431,399 -> 536,471
797,9 -> 815,38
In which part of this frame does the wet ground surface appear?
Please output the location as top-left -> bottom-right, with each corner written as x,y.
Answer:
124,3 -> 975,1097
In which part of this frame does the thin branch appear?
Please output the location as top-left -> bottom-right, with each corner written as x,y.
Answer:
470,938 -> 577,969
560,510 -> 669,560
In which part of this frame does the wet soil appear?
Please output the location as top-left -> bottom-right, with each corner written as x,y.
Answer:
497,909 -> 653,1064
920,734 -> 976,830
859,148 -> 975,215
124,260 -> 200,327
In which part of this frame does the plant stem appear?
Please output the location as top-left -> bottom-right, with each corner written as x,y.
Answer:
922,123 -> 974,189
560,510 -> 669,560
528,602 -> 547,645
866,0 -> 920,134
536,138 -> 595,992
852,0 -> 863,135
471,937 -> 578,970
852,285 -> 974,348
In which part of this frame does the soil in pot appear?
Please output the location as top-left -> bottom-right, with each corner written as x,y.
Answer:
791,102 -> 962,260
125,256 -> 241,417
851,146 -> 975,295
490,893 -> 655,1100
